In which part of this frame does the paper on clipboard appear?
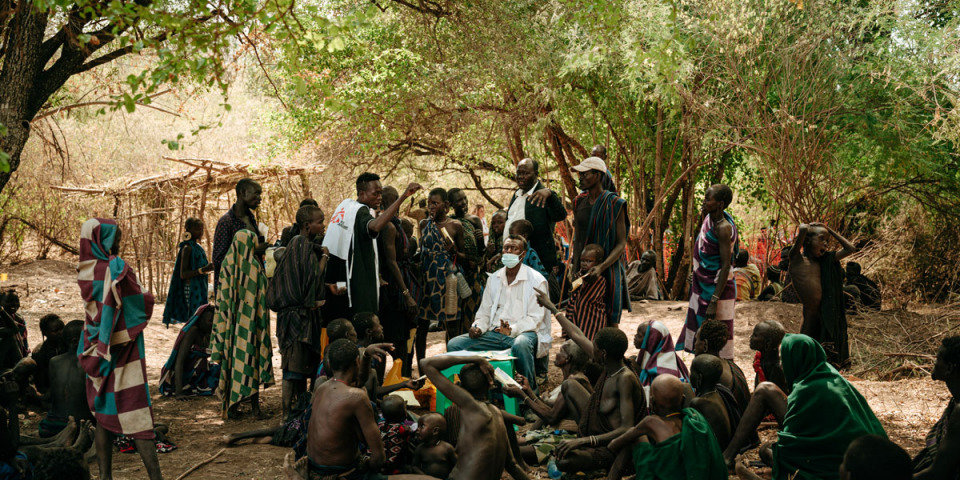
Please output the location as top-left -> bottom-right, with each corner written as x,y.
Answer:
494,368 -> 521,388
392,390 -> 422,408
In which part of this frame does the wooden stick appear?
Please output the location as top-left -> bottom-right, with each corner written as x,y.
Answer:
175,448 -> 226,480
882,352 -> 936,360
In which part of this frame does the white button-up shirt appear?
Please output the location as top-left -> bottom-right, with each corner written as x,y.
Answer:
472,264 -> 552,357
503,183 -> 538,236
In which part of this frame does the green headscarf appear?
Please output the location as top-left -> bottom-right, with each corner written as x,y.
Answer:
773,334 -> 886,480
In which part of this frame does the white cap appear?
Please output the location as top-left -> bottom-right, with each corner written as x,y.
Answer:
572,156 -> 607,173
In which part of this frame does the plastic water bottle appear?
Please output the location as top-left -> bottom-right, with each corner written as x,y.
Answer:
547,458 -> 562,479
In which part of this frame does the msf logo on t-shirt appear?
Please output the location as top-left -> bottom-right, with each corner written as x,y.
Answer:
330,207 -> 347,229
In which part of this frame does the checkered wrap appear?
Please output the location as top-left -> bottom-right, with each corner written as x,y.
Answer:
77,218 -> 156,439
211,229 -> 274,418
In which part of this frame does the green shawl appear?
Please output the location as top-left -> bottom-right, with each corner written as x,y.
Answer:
773,334 -> 886,480
632,408 -> 728,480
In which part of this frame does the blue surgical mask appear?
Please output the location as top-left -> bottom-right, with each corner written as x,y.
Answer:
502,253 -> 521,268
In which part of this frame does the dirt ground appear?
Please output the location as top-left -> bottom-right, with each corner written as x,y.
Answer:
1,259 -> 950,479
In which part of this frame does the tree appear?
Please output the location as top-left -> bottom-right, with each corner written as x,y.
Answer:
0,0 -> 291,193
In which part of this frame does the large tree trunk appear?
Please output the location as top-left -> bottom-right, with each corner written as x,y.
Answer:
0,3 -> 48,193
544,124 -> 579,203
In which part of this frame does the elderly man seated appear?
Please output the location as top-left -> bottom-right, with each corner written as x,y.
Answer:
447,234 -> 550,393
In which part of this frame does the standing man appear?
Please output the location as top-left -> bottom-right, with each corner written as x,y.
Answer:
77,219 -> 163,480
676,184 -> 739,360
570,157 -> 630,325
323,173 -> 421,316
212,178 -> 267,288
378,186 -> 420,377
449,188 -> 486,325
447,235 -> 550,392
504,158 -> 567,279
212,229 -> 274,419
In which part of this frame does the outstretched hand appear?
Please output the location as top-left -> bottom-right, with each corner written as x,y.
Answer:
527,189 -> 551,208
534,287 -> 558,314
404,183 -> 423,198
364,343 -> 394,361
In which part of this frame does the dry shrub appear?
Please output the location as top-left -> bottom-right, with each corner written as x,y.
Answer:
855,202 -> 960,306
848,306 -> 960,380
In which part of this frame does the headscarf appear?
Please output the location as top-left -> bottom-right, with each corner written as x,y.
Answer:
636,320 -> 689,386
773,334 -> 886,480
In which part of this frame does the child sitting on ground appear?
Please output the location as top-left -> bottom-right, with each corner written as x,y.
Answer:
412,412 -> 456,479
31,315 -> 65,395
566,244 -> 609,341
378,394 -> 414,474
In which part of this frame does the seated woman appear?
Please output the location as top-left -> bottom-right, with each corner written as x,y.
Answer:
724,334 -> 886,480
159,304 -> 219,398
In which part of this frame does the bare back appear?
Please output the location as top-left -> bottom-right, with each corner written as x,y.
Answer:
48,353 -> 92,422
307,381 -> 369,467
450,403 -> 509,480
691,393 -> 731,447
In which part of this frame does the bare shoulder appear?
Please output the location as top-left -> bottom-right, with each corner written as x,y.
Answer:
715,220 -> 733,238
617,369 -> 642,389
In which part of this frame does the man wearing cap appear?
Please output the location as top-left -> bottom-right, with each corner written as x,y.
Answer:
571,156 -> 630,325
504,158 -> 567,277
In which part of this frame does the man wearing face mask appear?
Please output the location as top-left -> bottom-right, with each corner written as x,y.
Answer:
446,235 -> 551,393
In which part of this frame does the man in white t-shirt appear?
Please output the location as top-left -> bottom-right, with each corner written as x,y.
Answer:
446,234 -> 550,392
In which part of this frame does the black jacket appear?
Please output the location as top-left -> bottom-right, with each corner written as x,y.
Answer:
506,181 -> 567,272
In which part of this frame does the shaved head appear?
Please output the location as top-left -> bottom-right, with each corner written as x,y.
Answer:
691,354 -> 724,393
750,319 -> 786,352
650,375 -> 685,416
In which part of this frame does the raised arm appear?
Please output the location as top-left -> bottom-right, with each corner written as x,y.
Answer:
791,224 -> 808,262
421,355 -> 491,414
369,183 -> 422,234
534,288 -> 594,358
823,224 -> 858,261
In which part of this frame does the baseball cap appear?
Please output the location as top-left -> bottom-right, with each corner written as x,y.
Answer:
572,156 -> 607,173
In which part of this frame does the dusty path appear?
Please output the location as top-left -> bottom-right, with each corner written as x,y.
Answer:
2,259 -> 949,478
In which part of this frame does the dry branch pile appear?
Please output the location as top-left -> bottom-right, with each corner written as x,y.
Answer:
43,157 -> 326,299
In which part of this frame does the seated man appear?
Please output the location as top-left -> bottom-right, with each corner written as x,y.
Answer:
689,354 -> 739,449
31,315 -> 66,395
534,289 -> 646,474
0,291 -> 25,371
844,262 -> 880,312
606,375 -> 727,480
693,319 -> 750,413
305,338 -> 430,480
758,265 -> 785,302
913,336 -> 960,480
749,320 -> 789,393
40,321 -> 93,438
421,354 -> 529,480
626,250 -> 662,301
159,305 -> 219,398
447,235 -> 550,393
722,334 -> 886,479
732,250 -> 762,301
